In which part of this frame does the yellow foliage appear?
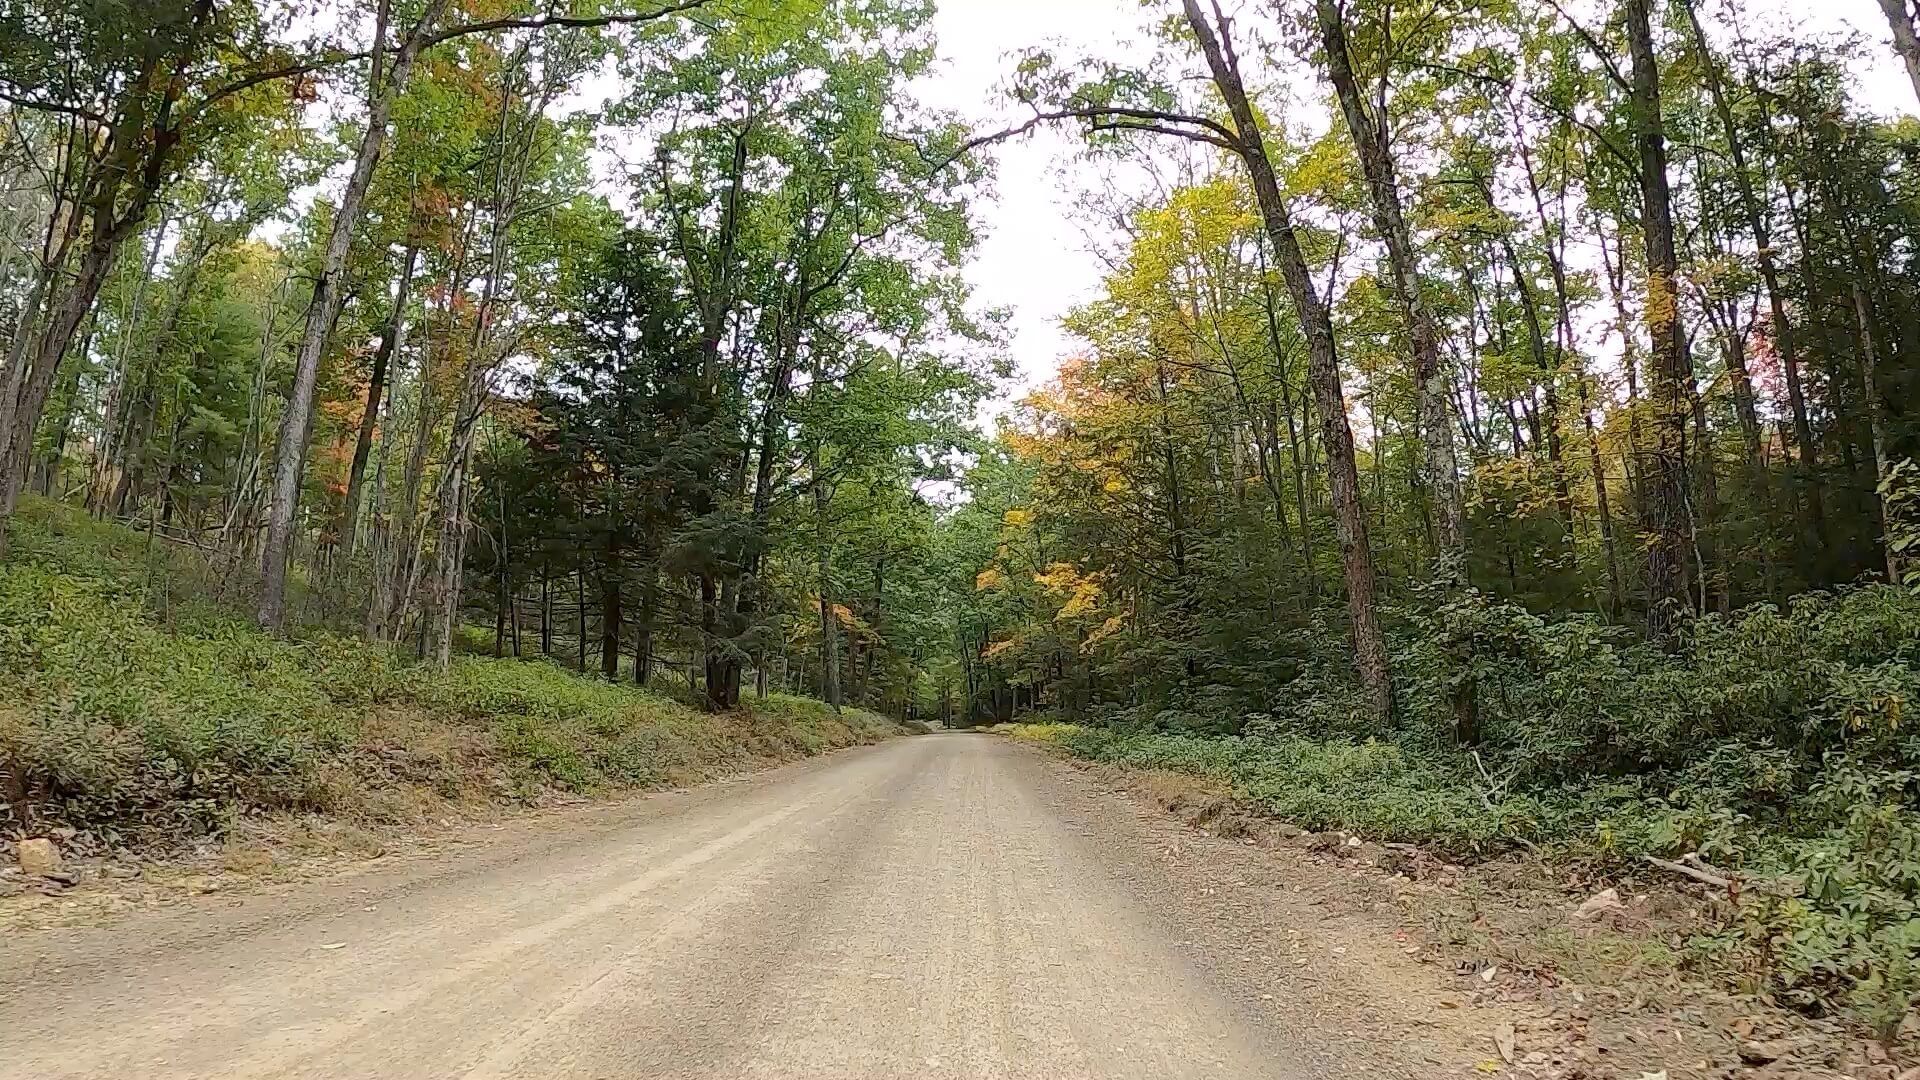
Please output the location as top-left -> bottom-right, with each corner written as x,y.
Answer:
996,721 -> 1085,744
1057,587 -> 1101,620
975,566 -> 1008,592
1644,270 -> 1678,336
1032,561 -> 1082,594
1003,508 -> 1033,528
982,636 -> 1021,661
1082,613 -> 1129,653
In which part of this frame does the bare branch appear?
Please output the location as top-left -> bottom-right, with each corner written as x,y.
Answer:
912,105 -> 1243,174
419,0 -> 710,49
195,1 -> 709,121
1407,59 -> 1634,169
1541,0 -> 1630,91
1089,119 -> 1239,151
0,87 -> 107,124
1642,853 -> 1731,889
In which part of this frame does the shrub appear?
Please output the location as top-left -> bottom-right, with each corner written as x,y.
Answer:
1024,582 -> 1920,1034
0,500 -> 906,846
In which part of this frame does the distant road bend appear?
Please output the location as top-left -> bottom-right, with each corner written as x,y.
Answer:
0,734 -> 1317,1079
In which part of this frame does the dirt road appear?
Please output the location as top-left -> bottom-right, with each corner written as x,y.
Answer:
0,734 -> 1456,1079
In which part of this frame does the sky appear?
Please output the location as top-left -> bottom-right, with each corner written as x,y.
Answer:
916,0 -> 1156,404
916,0 -> 1920,406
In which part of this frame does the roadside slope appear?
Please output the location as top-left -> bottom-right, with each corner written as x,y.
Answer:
1,496 -> 908,891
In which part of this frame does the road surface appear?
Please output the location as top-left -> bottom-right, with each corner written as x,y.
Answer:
0,734 -> 1367,1079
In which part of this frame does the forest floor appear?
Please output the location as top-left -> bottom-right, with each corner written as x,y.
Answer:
1041,744 -> 1909,1080
5,732 -> 1885,1079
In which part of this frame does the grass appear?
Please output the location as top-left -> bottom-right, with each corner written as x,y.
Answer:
0,496 -> 907,849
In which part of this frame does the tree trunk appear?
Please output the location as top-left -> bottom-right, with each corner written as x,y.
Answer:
1626,0 -> 1694,638
1257,263 -> 1317,589
815,470 -> 842,713
541,567 -> 552,656
1182,0 -> 1392,725
1578,373 -> 1625,618
0,6 -> 208,558
374,350 -> 439,642
634,565 -> 655,687
1154,355 -> 1189,578
600,546 -> 622,680
1876,0 -> 1920,106
494,577 -> 507,658
89,217 -> 170,513
1685,0 -> 1826,566
1852,281 -> 1901,582
339,243 -> 419,562
0,240 -> 119,554
1483,198 -> 1577,546
1315,0 -> 1466,586
258,0 -> 448,630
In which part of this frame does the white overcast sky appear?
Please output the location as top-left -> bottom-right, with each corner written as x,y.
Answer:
919,0 -> 1920,403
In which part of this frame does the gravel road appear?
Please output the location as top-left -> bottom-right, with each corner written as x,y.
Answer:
0,733 -> 1400,1079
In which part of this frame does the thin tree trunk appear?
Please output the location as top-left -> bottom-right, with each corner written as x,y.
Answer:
600,546 -> 622,680
815,466 -> 842,713
1852,281 -> 1900,582
339,242 -> 419,562
634,564 -> 655,687
89,217 -> 170,512
1876,0 -> 1920,106
1315,0 -> 1466,586
258,0 -> 449,630
1182,0 -> 1393,725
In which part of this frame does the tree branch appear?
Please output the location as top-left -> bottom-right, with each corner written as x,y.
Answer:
1089,119 -> 1238,151
1407,59 -> 1634,169
193,53 -> 365,119
193,1 -> 709,121
1541,0 -> 1630,91
912,104 -> 1243,174
419,0 -> 710,49
0,87 -> 106,124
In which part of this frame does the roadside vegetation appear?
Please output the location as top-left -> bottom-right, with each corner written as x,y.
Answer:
991,580 -> 1920,1038
0,498 -> 906,851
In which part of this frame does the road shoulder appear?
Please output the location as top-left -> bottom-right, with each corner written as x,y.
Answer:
1010,739 -> 1885,1080
998,738 -> 1526,1078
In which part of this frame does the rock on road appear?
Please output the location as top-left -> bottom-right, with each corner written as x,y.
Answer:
0,734 -> 1376,1079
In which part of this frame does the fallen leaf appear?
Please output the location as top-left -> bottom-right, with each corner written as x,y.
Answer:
320,942 -> 347,951
1474,1059 -> 1502,1073
1636,1073 -> 1668,1080
1494,1022 -> 1516,1064
1480,965 -> 1500,983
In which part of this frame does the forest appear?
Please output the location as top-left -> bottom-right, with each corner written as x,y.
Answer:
6,0 -> 1920,1037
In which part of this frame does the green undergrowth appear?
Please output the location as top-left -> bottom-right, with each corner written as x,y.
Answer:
1006,720 -> 1920,1036
1000,721 -> 1582,854
996,583 -> 1920,1038
0,497 -> 906,848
